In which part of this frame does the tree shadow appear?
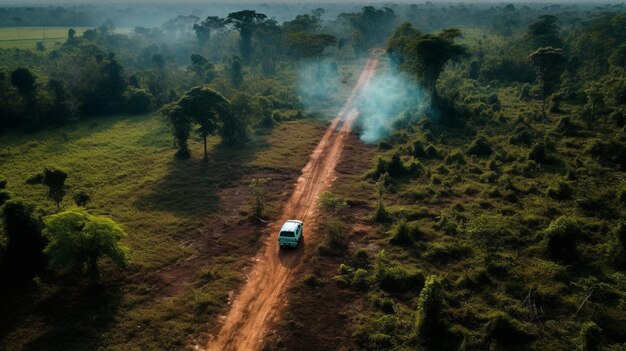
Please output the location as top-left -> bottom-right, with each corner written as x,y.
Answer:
132,141 -> 268,218
0,280 -> 122,351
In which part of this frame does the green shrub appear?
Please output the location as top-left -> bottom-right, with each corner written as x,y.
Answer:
467,136 -> 493,157
0,190 -> 10,207
374,202 -> 392,223
528,142 -> 547,163
302,273 -> 322,288
611,224 -> 626,269
389,220 -> 418,246
445,150 -> 466,165
318,220 -> 347,256
425,144 -> 440,159
483,311 -> 533,346
415,275 -> 445,340
547,180 -> 573,200
318,191 -> 347,212
579,321 -> 602,351
72,190 -> 91,207
125,88 -> 154,114
553,116 -> 579,136
544,216 -> 581,262
352,268 -> 371,290
423,241 -> 472,264
587,138 -> 626,170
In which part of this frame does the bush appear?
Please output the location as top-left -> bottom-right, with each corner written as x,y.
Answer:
389,220 -> 416,246
579,321 -> 602,351
0,190 -> 10,207
125,88 -> 154,114
318,191 -> 347,212
547,180 -> 573,200
445,150 -> 466,165
377,265 -> 424,294
352,268 -> 371,290
483,311 -> 533,347
545,216 -> 581,262
586,138 -> 626,170
318,220 -> 347,256
415,275 -> 445,341
467,136 -> 493,157
72,190 -> 91,207
423,241 -> 472,264
374,202 -> 392,223
528,142 -> 547,163
611,224 -> 626,269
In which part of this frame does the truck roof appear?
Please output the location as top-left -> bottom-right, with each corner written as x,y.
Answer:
280,220 -> 302,232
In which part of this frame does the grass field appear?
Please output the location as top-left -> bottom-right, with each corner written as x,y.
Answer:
0,113 -> 327,350
0,27 -> 131,50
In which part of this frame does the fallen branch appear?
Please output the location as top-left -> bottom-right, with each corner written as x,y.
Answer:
575,289 -> 594,315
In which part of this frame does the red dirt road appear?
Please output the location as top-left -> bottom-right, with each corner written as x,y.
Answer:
206,58 -> 379,351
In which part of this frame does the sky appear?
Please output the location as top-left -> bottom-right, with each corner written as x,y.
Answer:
0,0 -> 623,4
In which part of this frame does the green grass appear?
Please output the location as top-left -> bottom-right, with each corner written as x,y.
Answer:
0,113 -> 328,350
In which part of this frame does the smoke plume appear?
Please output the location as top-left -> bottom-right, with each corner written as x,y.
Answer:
356,71 -> 428,144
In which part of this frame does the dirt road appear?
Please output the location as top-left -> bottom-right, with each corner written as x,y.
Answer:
206,58 -> 379,351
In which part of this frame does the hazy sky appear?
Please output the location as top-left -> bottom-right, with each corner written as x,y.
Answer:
1,0 -> 624,3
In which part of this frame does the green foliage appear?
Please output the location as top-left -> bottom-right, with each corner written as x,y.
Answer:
36,165 -> 68,211
528,142 -> 548,163
547,179 -> 573,200
545,216 -> 581,262
483,311 -> 533,347
1,199 -> 46,280
72,190 -> 91,207
43,209 -> 129,280
318,191 -> 347,213
611,224 -> 626,269
467,135 -> 493,157
579,321 -> 602,351
125,88 -> 154,114
415,275 -> 445,341
526,15 -> 562,48
248,178 -> 268,219
529,47 -> 566,117
0,190 -> 10,207
389,219 -> 420,246
319,219 -> 347,256
388,23 -> 467,105
10,67 -> 36,95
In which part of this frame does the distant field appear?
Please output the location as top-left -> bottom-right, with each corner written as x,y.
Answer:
0,27 -> 131,50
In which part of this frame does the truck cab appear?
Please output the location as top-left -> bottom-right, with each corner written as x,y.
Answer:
278,220 -> 303,248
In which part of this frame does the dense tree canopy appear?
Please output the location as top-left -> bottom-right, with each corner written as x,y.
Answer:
43,209 -> 129,280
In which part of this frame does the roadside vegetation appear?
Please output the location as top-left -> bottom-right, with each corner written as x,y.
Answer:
267,3 -> 626,351
1,1 -> 625,350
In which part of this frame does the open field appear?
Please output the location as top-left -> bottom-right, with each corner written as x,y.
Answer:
0,27 -> 131,49
0,113 -> 327,350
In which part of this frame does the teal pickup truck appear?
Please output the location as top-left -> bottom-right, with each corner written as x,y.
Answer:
278,220 -> 303,248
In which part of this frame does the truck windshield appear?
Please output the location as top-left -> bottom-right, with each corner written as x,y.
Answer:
280,231 -> 295,237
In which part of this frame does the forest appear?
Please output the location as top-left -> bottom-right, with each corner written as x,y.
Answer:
1,1 -> 625,350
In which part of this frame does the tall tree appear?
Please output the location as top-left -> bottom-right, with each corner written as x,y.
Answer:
162,87 -> 233,159
193,16 -> 227,45
43,210 -> 129,281
1,200 -> 47,280
226,10 -> 267,63
42,166 -> 68,211
388,24 -> 467,106
527,15 -> 562,48
609,43 -> 626,76
529,46 -> 566,118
